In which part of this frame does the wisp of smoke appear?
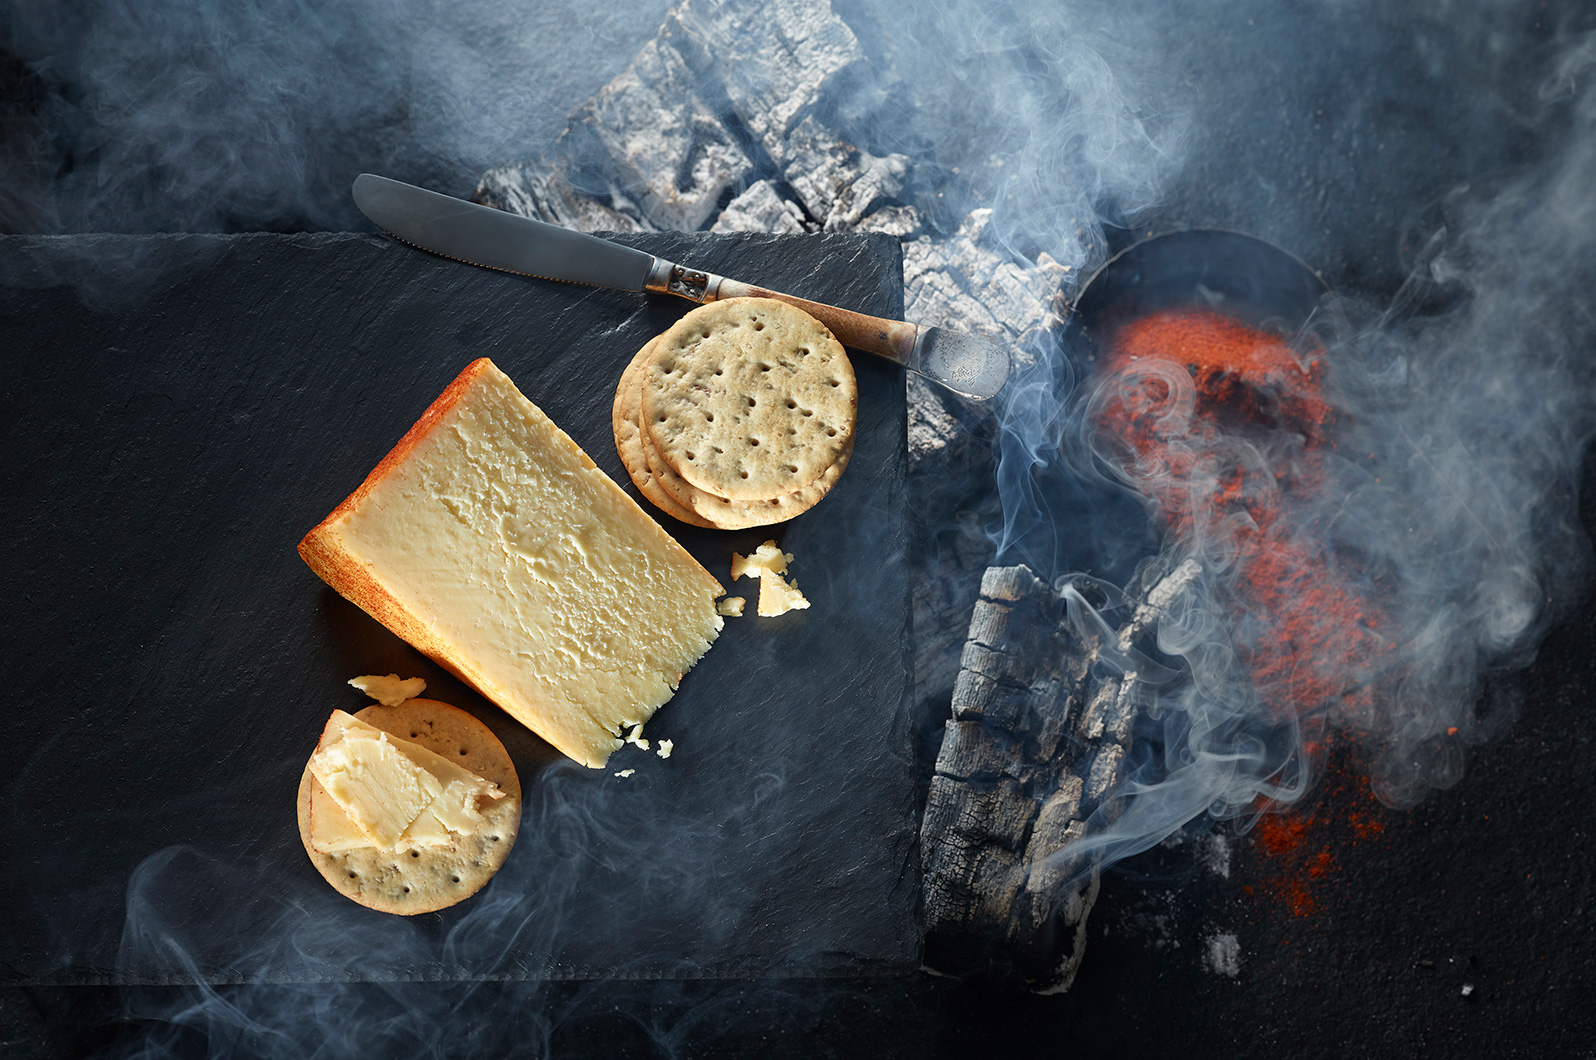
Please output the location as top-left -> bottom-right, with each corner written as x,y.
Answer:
999,32 -> 1596,887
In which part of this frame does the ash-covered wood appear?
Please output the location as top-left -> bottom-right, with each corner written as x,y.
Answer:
473,0 -> 1072,406
920,561 -> 1195,991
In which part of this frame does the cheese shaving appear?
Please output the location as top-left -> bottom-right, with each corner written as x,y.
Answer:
348,673 -> 427,707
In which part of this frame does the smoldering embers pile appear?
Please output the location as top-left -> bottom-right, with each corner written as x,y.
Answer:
472,0 -> 1073,427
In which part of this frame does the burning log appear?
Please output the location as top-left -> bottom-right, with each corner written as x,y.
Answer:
921,560 -> 1194,990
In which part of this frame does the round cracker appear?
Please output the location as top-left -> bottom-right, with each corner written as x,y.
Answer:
613,337 -> 718,528
617,335 -> 849,529
297,699 -> 521,916
640,297 -> 857,501
641,414 -> 851,529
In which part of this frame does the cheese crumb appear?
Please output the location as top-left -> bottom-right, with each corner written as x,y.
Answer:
757,572 -> 810,617
614,769 -> 635,778
731,540 -> 791,582
731,541 -> 809,616
348,674 -> 427,707
716,596 -> 746,617
656,739 -> 674,759
624,722 -> 650,751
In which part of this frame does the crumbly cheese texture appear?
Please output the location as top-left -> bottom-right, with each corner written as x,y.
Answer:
757,572 -> 810,617
731,541 -> 791,581
300,359 -> 724,768
307,710 -> 504,852
730,539 -> 808,616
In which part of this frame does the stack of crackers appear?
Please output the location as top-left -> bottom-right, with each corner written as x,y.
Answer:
613,297 -> 858,529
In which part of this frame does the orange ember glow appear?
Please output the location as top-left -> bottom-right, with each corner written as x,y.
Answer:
1093,308 -> 1404,918
1244,758 -> 1388,918
1094,307 -> 1391,749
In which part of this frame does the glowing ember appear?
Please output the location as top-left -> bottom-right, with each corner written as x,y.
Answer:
1243,756 -> 1389,918
1092,306 -> 1395,797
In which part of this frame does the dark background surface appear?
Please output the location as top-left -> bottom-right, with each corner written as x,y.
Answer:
4,0 -> 1596,1056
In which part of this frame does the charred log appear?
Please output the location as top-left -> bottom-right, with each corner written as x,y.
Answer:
920,561 -> 1194,991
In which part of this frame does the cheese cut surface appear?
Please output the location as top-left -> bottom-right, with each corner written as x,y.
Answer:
757,572 -> 811,617
299,359 -> 725,768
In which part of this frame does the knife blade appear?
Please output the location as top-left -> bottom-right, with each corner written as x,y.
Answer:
351,173 -> 1010,401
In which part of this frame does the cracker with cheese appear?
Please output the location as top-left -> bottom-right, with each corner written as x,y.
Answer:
297,698 -> 521,915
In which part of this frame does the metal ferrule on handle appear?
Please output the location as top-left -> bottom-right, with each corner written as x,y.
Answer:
644,256 -> 919,367
644,258 -> 726,302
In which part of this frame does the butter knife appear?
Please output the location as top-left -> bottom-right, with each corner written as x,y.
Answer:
352,173 -> 1010,402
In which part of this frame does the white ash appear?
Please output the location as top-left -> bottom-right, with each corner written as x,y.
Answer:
1204,932 -> 1241,977
475,0 -> 1073,399
566,36 -> 753,232
852,204 -> 922,239
666,0 -> 867,167
712,180 -> 807,235
1198,833 -> 1232,879
780,114 -> 910,231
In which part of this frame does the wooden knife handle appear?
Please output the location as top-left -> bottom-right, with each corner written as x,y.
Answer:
713,277 -> 918,366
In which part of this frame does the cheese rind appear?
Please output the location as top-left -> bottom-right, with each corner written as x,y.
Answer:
299,359 -> 725,768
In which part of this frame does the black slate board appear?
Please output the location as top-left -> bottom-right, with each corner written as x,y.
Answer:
0,231 -> 913,985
